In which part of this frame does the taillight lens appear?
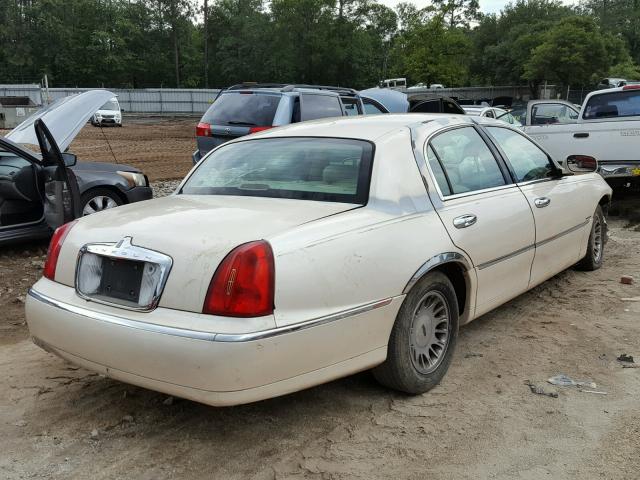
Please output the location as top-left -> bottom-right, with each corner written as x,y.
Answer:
196,122 -> 211,137
43,220 -> 77,281
623,84 -> 640,90
203,240 -> 275,317
249,126 -> 273,134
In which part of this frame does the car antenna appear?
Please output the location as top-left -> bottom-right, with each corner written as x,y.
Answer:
98,124 -> 119,164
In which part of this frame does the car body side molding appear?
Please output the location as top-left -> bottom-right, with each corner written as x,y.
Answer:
403,252 -> 471,294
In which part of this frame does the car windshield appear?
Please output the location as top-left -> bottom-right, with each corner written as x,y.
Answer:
181,137 -> 374,204
100,100 -> 119,111
583,90 -> 640,119
202,92 -> 280,126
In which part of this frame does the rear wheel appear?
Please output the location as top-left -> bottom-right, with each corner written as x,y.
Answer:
373,272 -> 459,394
81,188 -> 123,216
576,205 -> 605,271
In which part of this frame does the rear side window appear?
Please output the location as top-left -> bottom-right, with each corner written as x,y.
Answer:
202,93 -> 280,126
363,99 -> 387,114
531,103 -> 578,125
181,137 -> 374,204
583,90 -> 640,119
487,127 -> 554,182
429,127 -> 506,195
341,98 -> 361,116
301,94 -> 343,121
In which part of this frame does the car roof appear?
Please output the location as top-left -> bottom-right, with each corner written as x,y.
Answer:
224,83 -> 359,96
237,113 -> 477,142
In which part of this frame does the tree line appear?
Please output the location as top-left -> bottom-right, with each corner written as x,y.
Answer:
1,0 -> 639,92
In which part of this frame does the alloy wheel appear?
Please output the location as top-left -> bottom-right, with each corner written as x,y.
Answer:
82,195 -> 119,215
409,291 -> 451,374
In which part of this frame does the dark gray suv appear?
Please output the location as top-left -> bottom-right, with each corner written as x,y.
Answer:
192,84 -> 387,164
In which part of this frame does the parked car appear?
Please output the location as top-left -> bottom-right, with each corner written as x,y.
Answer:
430,84 -> 445,89
362,88 -> 465,115
462,105 -> 508,119
1,90 -> 151,245
25,113 -> 611,407
597,78 -> 627,89
497,85 -> 640,190
91,96 -> 122,127
379,78 -> 407,89
193,84 -> 384,164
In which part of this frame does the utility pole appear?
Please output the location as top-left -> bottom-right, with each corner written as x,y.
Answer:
204,0 -> 209,88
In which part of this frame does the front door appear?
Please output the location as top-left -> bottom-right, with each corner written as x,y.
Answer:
485,125 -> 592,287
34,119 -> 81,229
426,126 -> 536,316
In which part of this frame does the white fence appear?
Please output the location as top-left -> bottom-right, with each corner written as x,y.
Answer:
46,88 -> 221,114
0,85 -> 221,115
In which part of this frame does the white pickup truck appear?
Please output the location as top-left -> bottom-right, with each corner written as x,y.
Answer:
498,86 -> 640,190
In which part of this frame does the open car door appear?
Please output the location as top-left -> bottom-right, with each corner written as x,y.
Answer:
35,118 -> 81,229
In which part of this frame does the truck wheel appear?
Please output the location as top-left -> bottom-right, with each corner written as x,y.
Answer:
81,188 -> 123,216
576,205 -> 605,271
373,272 -> 459,394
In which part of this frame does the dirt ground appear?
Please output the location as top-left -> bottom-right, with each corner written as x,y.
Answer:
1,121 -> 640,479
3,117 -> 198,182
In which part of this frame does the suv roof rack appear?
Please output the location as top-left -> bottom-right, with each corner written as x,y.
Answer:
224,83 -> 359,96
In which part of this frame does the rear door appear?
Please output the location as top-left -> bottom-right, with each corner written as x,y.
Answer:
34,119 -> 81,229
426,126 -> 535,316
485,125 -> 592,287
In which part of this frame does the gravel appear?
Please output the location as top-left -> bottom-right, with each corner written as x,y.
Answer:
151,180 -> 181,198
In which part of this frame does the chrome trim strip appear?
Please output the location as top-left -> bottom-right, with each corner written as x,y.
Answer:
477,244 -> 535,270
536,217 -> 590,248
403,252 -> 471,294
476,218 -> 591,270
27,289 -> 393,343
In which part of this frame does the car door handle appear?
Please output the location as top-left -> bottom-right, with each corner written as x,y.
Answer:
573,132 -> 589,138
453,214 -> 477,229
534,197 -> 551,208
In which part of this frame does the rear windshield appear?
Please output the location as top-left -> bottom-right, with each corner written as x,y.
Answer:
583,90 -> 640,119
202,92 -> 280,126
181,137 -> 374,204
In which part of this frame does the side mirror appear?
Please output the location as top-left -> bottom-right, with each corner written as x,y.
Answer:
61,152 -> 77,167
566,155 -> 597,173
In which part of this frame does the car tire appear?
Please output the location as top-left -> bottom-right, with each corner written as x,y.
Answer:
81,188 -> 123,216
373,271 -> 459,394
576,205 -> 605,271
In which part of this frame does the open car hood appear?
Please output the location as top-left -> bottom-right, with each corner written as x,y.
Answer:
5,90 -> 115,152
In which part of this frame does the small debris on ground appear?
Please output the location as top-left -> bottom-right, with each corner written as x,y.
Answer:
464,353 -> 483,358
620,296 -> 640,301
579,389 -> 608,395
620,275 -> 634,285
622,364 -> 640,369
525,381 -> 558,398
617,354 -> 635,363
122,415 -> 134,424
548,374 -> 597,389
13,420 -> 27,427
162,396 -> 174,406
90,429 -> 99,439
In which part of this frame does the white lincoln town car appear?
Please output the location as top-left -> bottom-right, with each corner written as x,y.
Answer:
26,114 -> 611,406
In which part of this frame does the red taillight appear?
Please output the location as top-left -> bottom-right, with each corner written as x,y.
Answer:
623,84 -> 640,90
43,220 -> 77,281
248,126 -> 273,134
196,122 -> 211,137
203,240 -> 275,317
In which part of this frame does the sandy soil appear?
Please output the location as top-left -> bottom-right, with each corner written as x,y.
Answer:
1,121 -> 639,479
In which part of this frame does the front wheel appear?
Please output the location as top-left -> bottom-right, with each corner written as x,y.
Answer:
81,188 -> 123,216
576,205 -> 605,271
373,271 -> 459,394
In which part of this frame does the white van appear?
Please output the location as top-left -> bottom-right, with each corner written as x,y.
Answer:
379,78 -> 407,89
91,96 -> 122,127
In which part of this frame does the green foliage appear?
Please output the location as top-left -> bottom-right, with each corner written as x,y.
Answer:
1,0 -> 639,91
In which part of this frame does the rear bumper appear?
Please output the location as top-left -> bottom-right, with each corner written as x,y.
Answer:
25,283 -> 400,406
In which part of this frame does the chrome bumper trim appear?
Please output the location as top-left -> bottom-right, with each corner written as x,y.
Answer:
27,289 -> 393,343
599,163 -> 640,178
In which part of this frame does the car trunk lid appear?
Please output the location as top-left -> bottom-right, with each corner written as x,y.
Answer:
59,194 -> 357,313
